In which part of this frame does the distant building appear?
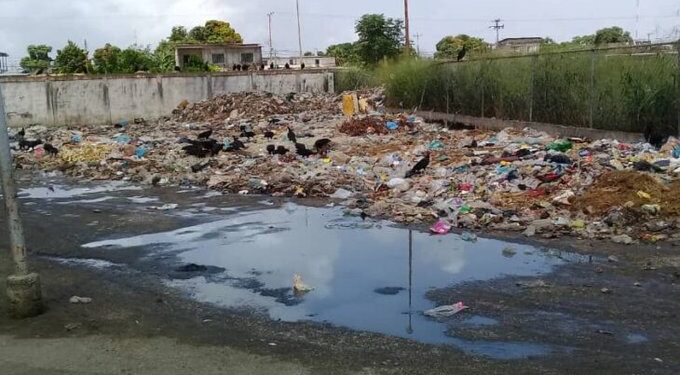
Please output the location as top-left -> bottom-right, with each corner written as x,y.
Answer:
174,44 -> 263,70
264,56 -> 336,69
497,37 -> 544,54
0,52 -> 8,73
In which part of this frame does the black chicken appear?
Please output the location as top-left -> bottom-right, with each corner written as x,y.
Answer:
405,152 -> 430,178
264,131 -> 275,139
295,143 -> 316,158
183,144 -> 211,158
197,129 -> 213,139
225,137 -> 246,152
269,62 -> 275,70
285,63 -> 291,69
301,63 -> 306,70
43,143 -> 59,155
19,139 -> 42,150
266,144 -> 276,154
287,127 -> 297,143
17,128 -> 25,140
275,146 -> 289,155
314,138 -> 331,153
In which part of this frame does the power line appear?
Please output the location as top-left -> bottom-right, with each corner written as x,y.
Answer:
490,19 -> 505,44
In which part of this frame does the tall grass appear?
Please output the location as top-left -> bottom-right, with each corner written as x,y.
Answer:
350,49 -> 679,134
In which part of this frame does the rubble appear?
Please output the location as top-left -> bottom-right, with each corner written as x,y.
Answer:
11,89 -> 680,245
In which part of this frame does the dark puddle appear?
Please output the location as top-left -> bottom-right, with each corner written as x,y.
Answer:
81,201 -> 577,359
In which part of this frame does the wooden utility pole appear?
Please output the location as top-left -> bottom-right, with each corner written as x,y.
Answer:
404,0 -> 411,51
0,83 -> 43,318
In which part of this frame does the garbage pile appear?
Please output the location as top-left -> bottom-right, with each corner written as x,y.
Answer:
10,90 -> 680,245
172,92 -> 342,125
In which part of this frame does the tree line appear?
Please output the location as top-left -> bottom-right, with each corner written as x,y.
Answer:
19,14 -> 637,74
19,20 -> 242,74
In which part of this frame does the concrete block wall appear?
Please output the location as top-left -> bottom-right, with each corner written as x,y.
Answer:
0,70 -> 335,127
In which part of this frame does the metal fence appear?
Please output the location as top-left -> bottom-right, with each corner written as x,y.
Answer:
434,41 -> 680,138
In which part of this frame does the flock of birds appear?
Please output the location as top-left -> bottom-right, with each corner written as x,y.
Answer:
180,123 -> 431,179
11,121 -> 432,180
12,128 -> 59,156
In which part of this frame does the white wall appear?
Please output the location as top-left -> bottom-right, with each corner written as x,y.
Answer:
0,71 -> 334,127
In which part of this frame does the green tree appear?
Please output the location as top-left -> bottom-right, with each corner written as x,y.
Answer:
571,34 -> 595,47
19,44 -> 52,72
151,40 -> 177,73
203,20 -> 242,43
118,45 -> 154,73
170,26 -> 189,42
354,14 -> 404,65
93,43 -> 122,73
188,26 -> 208,42
316,51 -> 326,57
303,51 -> 314,57
55,41 -> 88,73
434,34 -> 488,59
326,42 -> 359,66
594,26 -> 633,45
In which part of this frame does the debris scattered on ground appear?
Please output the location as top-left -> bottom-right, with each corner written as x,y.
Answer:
293,274 -> 313,295
424,302 -> 469,318
12,89 -> 680,245
69,296 -> 92,304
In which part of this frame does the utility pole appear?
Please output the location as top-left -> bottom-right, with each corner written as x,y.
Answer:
490,19 -> 505,45
0,83 -> 43,319
296,0 -> 303,63
413,33 -> 422,56
267,12 -> 275,60
404,0 -> 411,51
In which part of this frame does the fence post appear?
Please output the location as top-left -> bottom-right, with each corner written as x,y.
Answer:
529,55 -> 537,122
589,49 -> 596,129
0,83 -> 44,318
480,63 -> 485,118
677,39 -> 680,137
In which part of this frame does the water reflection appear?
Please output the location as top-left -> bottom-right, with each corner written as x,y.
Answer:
83,203 -> 567,359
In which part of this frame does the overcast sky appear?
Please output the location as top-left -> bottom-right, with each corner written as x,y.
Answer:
1,0 -> 679,65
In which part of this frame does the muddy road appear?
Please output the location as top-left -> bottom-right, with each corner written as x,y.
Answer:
0,174 -> 679,374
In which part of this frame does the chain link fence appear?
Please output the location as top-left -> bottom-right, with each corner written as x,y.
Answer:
436,42 -> 680,139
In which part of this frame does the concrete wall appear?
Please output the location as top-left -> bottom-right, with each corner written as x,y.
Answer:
0,71 -> 334,127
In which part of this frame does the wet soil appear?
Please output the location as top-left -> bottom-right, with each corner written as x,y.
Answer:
0,174 -> 679,374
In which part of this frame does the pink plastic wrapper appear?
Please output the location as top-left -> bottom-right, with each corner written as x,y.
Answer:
34,146 -> 45,159
429,219 -> 452,235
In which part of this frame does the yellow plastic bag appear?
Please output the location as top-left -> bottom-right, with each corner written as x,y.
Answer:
342,94 -> 358,117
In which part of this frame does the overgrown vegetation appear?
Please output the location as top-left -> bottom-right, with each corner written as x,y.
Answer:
340,48 -> 679,135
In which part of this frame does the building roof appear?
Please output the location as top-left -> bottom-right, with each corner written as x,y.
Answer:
0,52 -> 8,57
498,37 -> 544,45
175,43 -> 261,49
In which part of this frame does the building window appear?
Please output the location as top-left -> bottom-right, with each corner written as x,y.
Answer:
241,53 -> 254,64
289,59 -> 294,65
315,59 -> 320,67
212,53 -> 225,64
182,55 -> 191,65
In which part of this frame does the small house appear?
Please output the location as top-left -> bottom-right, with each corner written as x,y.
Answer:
175,44 -> 263,70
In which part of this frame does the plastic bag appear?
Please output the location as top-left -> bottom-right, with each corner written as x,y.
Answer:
430,219 -> 452,235
424,302 -> 468,318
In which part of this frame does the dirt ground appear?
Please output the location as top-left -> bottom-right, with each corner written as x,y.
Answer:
1,177 -> 679,374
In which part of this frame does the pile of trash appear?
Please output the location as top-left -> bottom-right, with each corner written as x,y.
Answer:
172,92 -> 342,125
10,90 -> 680,245
339,115 -> 417,136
